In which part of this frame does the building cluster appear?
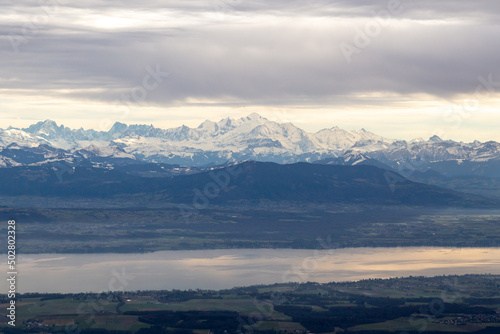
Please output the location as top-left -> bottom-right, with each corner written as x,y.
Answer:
436,314 -> 500,326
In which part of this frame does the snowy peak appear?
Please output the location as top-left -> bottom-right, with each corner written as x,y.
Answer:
23,119 -> 62,138
0,128 -> 51,148
197,120 -> 218,133
341,150 -> 369,165
76,144 -> 136,160
429,135 -> 443,143
314,126 -> 391,151
108,122 -> 128,138
1,113 -> 499,167
243,112 -> 265,121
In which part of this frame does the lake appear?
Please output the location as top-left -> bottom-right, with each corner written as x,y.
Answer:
12,247 -> 500,293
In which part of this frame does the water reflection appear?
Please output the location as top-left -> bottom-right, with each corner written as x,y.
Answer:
12,247 -> 500,293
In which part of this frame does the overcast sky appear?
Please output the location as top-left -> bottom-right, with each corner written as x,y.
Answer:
1,0 -> 499,141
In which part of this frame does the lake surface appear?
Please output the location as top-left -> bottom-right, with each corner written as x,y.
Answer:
12,247 -> 500,293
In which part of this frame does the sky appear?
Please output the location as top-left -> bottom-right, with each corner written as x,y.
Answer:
1,0 -> 499,142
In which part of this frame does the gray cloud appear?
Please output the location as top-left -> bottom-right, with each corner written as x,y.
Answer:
1,0 -> 500,110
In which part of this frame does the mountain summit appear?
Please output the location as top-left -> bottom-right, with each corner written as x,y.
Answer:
23,120 -> 61,138
1,114 -> 499,169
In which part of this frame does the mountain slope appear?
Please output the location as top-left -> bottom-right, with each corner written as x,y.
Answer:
314,150 -> 394,170
160,161 -> 496,207
1,114 -> 499,171
0,161 -> 495,208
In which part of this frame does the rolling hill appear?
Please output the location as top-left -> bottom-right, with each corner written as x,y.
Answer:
0,161 -> 496,208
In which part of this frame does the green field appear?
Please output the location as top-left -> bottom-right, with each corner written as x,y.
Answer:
1,274 -> 499,333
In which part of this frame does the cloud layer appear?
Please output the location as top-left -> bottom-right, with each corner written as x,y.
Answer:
1,0 -> 499,140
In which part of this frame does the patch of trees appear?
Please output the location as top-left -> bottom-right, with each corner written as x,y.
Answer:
463,297 -> 500,305
126,311 -> 241,334
275,301 -> 496,333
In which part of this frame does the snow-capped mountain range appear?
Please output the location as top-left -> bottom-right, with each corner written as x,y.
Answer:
1,113 -> 499,173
